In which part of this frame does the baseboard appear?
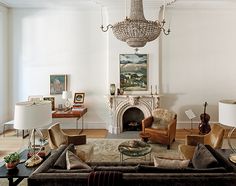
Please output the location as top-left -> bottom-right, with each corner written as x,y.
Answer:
176,121 -> 224,129
54,120 -> 107,130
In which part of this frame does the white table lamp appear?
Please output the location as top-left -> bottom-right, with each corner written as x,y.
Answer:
62,91 -> 72,108
219,100 -> 236,162
14,101 -> 52,167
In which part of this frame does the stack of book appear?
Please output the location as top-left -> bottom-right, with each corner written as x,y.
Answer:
72,103 -> 84,111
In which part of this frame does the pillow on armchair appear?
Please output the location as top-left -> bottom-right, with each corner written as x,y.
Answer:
151,118 -> 168,129
151,109 -> 175,129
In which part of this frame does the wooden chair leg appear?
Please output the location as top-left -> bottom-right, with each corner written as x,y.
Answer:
167,145 -> 170,149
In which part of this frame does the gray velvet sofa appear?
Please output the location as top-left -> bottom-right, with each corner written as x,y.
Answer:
28,144 -> 236,186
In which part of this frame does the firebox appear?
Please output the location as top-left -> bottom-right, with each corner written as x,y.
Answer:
122,107 -> 144,131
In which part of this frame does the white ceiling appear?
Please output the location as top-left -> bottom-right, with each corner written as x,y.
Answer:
0,0 -> 234,9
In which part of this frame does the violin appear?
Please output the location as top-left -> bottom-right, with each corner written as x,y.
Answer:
199,102 -> 211,135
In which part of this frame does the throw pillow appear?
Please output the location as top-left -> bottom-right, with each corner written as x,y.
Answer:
192,143 -> 219,169
151,118 -> 168,129
66,150 -> 91,170
53,144 -> 75,169
153,156 -> 190,168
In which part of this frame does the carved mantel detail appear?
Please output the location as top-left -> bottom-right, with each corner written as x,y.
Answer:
107,94 -> 160,134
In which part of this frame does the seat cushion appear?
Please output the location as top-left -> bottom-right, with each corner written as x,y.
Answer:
75,143 -> 94,162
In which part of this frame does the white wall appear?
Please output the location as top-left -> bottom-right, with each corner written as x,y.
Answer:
0,5 -> 9,131
9,8 -> 109,129
8,1 -> 236,130
161,3 -> 236,128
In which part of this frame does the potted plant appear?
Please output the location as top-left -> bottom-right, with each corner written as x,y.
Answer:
4,152 -> 20,169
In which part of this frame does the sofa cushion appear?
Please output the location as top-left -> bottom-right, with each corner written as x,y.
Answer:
53,144 -> 75,169
75,143 -> 94,162
153,156 -> 190,168
66,150 -> 91,170
192,143 -> 219,169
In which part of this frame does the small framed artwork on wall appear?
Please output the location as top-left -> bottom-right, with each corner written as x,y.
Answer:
74,93 -> 85,104
50,74 -> 67,95
120,54 -> 148,91
43,97 -> 55,111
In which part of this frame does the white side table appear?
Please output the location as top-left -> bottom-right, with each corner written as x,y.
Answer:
3,120 -> 29,138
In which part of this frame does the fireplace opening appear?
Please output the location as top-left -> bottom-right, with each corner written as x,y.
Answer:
122,107 -> 144,131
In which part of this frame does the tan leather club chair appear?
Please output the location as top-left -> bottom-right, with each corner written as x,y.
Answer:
142,108 -> 177,149
178,123 -> 225,159
47,123 -> 94,161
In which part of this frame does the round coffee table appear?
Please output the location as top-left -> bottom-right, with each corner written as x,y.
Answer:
139,132 -> 151,142
118,140 -> 152,162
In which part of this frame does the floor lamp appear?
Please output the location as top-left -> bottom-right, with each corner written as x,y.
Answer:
14,101 -> 52,167
219,100 -> 236,163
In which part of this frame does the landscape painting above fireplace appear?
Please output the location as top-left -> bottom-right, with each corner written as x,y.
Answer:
120,54 -> 148,91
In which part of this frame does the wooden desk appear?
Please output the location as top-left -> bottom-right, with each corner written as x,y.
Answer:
52,108 -> 87,134
3,120 -> 29,139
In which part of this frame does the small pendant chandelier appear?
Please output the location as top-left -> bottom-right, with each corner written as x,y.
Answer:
101,0 -> 176,48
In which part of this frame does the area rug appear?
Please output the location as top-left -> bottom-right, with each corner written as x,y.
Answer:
88,138 -> 183,162
0,138 -> 183,186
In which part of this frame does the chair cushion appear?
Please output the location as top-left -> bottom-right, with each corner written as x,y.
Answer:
66,150 -> 91,170
153,156 -> 190,168
192,144 -> 219,169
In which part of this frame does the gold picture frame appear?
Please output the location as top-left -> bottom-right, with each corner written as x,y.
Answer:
50,74 -> 67,95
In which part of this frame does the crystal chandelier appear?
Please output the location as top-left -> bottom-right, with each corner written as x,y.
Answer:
101,0 -> 176,48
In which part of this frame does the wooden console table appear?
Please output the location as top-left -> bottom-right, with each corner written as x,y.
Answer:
52,108 -> 87,134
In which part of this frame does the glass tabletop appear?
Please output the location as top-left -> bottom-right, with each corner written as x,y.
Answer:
118,140 -> 152,157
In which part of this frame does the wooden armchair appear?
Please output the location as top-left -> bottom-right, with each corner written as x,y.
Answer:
142,108 -> 177,149
178,123 -> 225,159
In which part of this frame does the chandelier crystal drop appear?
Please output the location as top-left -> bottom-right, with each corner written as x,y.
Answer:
101,0 -> 176,48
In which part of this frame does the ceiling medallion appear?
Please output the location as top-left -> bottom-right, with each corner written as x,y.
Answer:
101,0 -> 176,48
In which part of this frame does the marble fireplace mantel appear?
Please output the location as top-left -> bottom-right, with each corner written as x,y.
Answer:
107,94 -> 160,134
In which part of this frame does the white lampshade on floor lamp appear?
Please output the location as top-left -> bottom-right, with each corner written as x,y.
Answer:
14,101 -> 52,167
219,100 -> 236,163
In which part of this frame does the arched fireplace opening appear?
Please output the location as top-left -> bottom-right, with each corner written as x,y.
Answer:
122,107 -> 144,131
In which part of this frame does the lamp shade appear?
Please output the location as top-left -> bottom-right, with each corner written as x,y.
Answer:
219,100 -> 236,127
62,91 -> 72,99
14,101 -> 52,130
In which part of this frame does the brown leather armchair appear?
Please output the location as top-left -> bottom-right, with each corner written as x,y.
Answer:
142,108 -> 177,149
178,123 -> 225,159
47,123 -> 94,161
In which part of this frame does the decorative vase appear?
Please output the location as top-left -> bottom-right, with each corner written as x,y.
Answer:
110,84 -> 116,95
